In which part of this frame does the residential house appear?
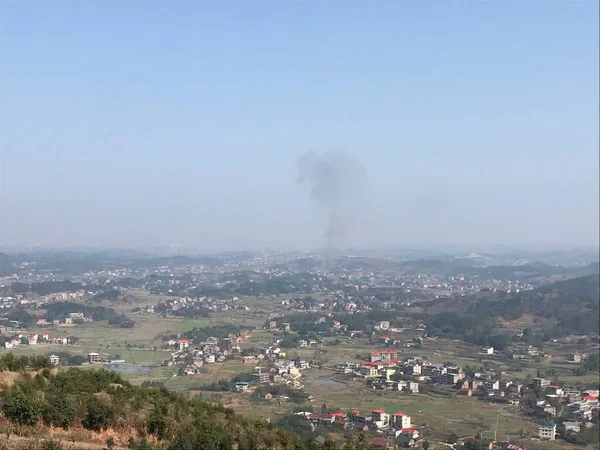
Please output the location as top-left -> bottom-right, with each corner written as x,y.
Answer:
396,434 -> 415,448
360,362 -> 382,378
547,385 -> 564,396
399,429 -> 419,439
539,422 -> 556,440
235,382 -> 249,392
484,381 -> 500,391
371,438 -> 395,449
563,422 -> 581,433
458,387 -> 473,396
470,380 -> 484,390
406,382 -> 419,393
564,388 -> 582,398
378,321 -> 390,331
458,438 -> 493,449
242,356 -> 258,365
403,363 -> 421,376
391,412 -> 411,429
307,413 -> 335,424
533,377 -> 551,389
380,350 -> 398,362
88,352 -> 102,364
371,409 -> 390,426
177,338 -> 189,350
252,367 -> 270,384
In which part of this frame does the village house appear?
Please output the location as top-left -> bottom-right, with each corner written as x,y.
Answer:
307,413 -> 335,424
547,385 -> 564,396
177,338 -> 189,350
539,422 -> 556,440
378,321 -> 390,331
371,409 -> 389,427
396,434 -> 416,448
252,367 -> 270,384
458,387 -> 473,396
484,380 -> 500,391
88,352 -> 102,364
391,412 -> 411,429
533,377 -> 551,389
235,382 -> 249,392
567,353 -> 584,363
371,438 -> 395,450
402,363 -> 421,376
563,422 -> 581,433
360,362 -> 382,378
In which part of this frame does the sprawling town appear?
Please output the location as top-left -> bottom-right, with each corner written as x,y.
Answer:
0,249 -> 598,449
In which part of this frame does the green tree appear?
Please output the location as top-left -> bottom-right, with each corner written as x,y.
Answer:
1,388 -> 41,426
147,409 -> 168,440
82,397 -> 113,431
322,440 -> 337,450
106,438 -> 115,450
43,393 -> 76,429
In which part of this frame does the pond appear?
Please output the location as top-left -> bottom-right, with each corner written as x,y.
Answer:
105,364 -> 152,373
307,379 -> 347,389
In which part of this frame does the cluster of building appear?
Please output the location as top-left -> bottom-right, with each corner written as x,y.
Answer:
160,296 -> 246,314
166,336 -> 234,375
296,409 -> 418,448
3,332 -> 74,349
510,344 -> 540,362
0,290 -> 86,311
235,359 -> 311,394
563,390 -> 600,421
36,312 -> 93,326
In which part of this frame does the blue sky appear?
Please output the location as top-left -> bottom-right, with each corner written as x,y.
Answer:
1,1 -> 598,250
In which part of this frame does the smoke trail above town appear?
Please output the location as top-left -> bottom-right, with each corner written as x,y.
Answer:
296,150 -> 368,265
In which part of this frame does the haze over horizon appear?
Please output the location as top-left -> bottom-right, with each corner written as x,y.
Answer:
1,2 -> 598,251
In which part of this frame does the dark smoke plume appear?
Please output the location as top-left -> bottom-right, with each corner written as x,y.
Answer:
296,150 -> 367,267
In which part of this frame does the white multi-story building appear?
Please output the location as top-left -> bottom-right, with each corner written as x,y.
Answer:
539,422 -> 556,441
392,412 -> 411,429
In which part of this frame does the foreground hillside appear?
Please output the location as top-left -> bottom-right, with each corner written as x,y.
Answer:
0,367 -> 330,450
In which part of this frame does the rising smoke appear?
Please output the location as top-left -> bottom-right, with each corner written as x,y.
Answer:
296,150 -> 367,268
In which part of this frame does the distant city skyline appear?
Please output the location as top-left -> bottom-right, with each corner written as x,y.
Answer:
1,2 -> 598,250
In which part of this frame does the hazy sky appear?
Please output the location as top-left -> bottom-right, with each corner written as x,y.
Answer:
1,1 -> 598,251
